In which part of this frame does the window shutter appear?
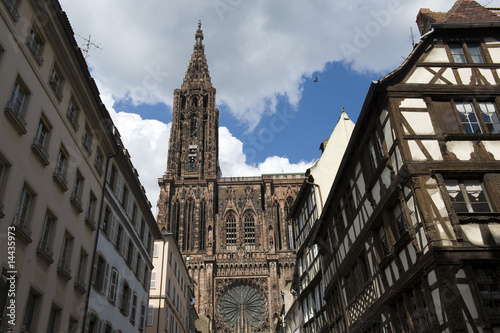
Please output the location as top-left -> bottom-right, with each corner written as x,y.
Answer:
102,263 -> 110,296
433,100 -> 461,135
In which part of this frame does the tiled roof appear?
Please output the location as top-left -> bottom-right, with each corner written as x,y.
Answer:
442,0 -> 500,23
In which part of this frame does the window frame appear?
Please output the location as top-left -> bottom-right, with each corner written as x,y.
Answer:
448,42 -> 487,64
26,23 -> 45,65
445,179 -> 492,213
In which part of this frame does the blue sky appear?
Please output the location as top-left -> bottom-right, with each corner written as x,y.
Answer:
62,0 -> 498,210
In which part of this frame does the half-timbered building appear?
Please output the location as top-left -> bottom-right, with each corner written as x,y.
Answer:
312,1 -> 500,332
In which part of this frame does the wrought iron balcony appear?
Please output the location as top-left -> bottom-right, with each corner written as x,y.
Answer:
12,214 -> 32,243
57,259 -> 72,280
36,241 -> 54,264
4,101 -> 27,134
53,169 -> 68,191
85,211 -> 97,230
26,36 -> 44,65
31,138 -> 50,166
70,192 -> 84,213
74,275 -> 87,293
49,76 -> 63,101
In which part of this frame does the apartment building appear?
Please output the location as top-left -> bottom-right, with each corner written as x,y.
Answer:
282,111 -> 354,333
147,232 -> 197,333
0,0 -> 160,332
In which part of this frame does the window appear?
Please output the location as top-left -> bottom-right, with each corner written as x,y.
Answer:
0,272 -> 12,328
188,146 -> 197,172
147,304 -> 154,326
54,148 -> 68,190
67,99 -> 80,130
26,24 -> 44,65
70,172 -> 84,212
450,43 -> 484,64
408,282 -> 433,330
368,130 -> 384,170
104,323 -> 112,333
58,233 -> 73,279
226,212 -> 237,248
153,243 -> 159,258
88,313 -> 98,333
7,79 -> 28,117
130,293 -> 138,325
344,255 -> 369,302
119,281 -> 131,316
94,149 -> 103,175
3,0 -> 20,21
82,125 -> 93,155
127,240 -> 134,265
474,268 -> 500,323
108,268 -> 118,303
165,308 -> 170,330
32,118 -> 50,164
67,318 -> 78,333
244,212 -> 255,246
392,202 -> 408,240
109,165 -> 117,190
93,255 -> 106,292
445,179 -> 491,213
5,78 -> 29,134
139,303 -> 146,329
86,193 -> 97,229
76,250 -> 88,290
150,271 -> 157,289
38,213 -> 55,261
49,65 -> 64,101
455,101 -> 500,134
22,291 -> 39,331
14,185 -> 34,241
377,225 -> 390,257
46,306 -> 59,333
116,224 -> 123,251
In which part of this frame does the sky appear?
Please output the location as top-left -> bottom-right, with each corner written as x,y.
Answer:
60,0 -> 500,212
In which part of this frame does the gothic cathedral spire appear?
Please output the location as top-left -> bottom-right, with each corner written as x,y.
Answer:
166,21 -> 220,180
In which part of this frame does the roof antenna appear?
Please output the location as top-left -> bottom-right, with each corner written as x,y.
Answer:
410,27 -> 415,48
75,33 -> 103,59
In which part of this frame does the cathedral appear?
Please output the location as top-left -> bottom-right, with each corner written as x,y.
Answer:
156,22 -> 303,332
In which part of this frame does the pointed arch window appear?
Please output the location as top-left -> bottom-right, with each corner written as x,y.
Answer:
226,212 -> 237,249
183,198 -> 195,251
171,200 -> 180,240
190,117 -> 197,139
244,212 -> 256,247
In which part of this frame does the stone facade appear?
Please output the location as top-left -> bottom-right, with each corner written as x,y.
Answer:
157,22 -> 304,332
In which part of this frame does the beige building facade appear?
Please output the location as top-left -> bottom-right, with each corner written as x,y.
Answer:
0,0 -> 159,332
147,232 -> 197,333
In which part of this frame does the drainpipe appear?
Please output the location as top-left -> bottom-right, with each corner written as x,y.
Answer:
81,142 -> 120,333
305,180 -> 323,210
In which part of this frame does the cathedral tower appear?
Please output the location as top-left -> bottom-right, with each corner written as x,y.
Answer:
157,22 -> 303,332
166,20 -> 220,180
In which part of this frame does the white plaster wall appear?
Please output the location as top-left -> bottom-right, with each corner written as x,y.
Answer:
400,98 -> 427,109
483,141 -> 500,159
479,69 -> 496,84
423,48 -> 449,63
446,141 -> 474,160
383,121 -> 394,148
457,68 -> 473,84
461,224 -> 485,246
423,141 -> 443,160
488,224 -> 500,245
489,47 -> 500,63
441,68 -> 458,84
402,112 -> 435,135
408,140 -> 427,161
406,67 -> 434,84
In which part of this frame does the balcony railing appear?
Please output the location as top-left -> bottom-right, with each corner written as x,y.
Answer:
49,77 -> 63,101
3,0 -> 19,21
70,192 -> 84,213
74,275 -> 87,293
36,241 -> 54,264
85,211 -> 97,230
346,279 -> 378,325
57,259 -> 72,280
5,101 -> 27,134
12,214 -> 32,243
26,36 -> 44,65
31,138 -> 50,166
0,202 -> 4,218
53,169 -> 68,191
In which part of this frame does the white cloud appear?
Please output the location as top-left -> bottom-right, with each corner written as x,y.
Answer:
62,0 -> 462,130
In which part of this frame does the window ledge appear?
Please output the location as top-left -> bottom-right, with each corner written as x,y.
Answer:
4,103 -> 27,135
74,276 -> 87,294
85,213 -> 97,230
457,212 -> 500,223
